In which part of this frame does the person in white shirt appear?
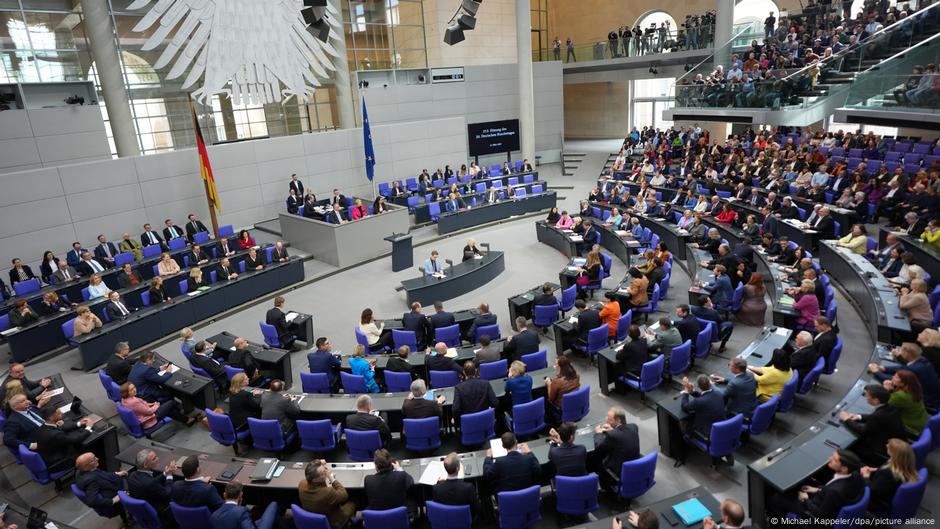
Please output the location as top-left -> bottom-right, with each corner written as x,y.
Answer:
649,172 -> 666,187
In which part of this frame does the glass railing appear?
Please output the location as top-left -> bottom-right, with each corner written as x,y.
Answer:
844,32 -> 940,113
671,0 -> 940,110
669,24 -> 759,97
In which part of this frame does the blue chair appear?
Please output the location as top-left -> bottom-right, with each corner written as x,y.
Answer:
620,354 -> 664,399
168,238 -> 186,250
260,322 -> 292,348
81,287 -> 91,301
385,370 -> 412,392
170,502 -> 212,529
218,225 -> 235,237
555,473 -> 600,516
616,310 -> 633,341
0,314 -> 9,332
480,359 -> 508,380
206,409 -> 249,454
578,324 -> 608,360
193,231 -> 210,244
300,372 -> 331,393
797,357 -> 825,394
743,395 -> 779,436
776,372 -> 799,413
247,417 -> 296,454
403,416 -> 442,452
392,329 -> 418,350
346,429 -> 383,461
694,325 -> 712,359
832,487 -> 869,529
507,397 -> 545,437
363,507 -> 409,529
119,491 -> 161,529
224,365 -> 244,381
140,291 -> 152,306
668,340 -> 692,377
117,402 -> 171,438
341,371 -> 368,393
72,483 -> 122,518
521,350 -> 547,371
686,414 -> 744,466
533,303 -> 559,329
291,504 -> 331,529
875,468 -> 927,519
616,451 -> 657,501
187,358 -> 212,379
430,370 -> 460,388
497,485 -> 542,529
297,419 -> 342,454
561,385 -> 590,422
475,324 -> 500,342
98,369 -> 121,401
824,336 -> 843,375
142,244 -> 162,258
559,285 -> 577,314
427,501 -> 472,529
354,328 -> 372,351
460,407 -> 496,446
12,278 -> 41,296
114,252 -> 135,267
912,428 -> 931,469
428,201 -> 442,221
20,445 -> 71,486
634,284 -> 660,321
434,324 -> 462,347
731,283 -> 744,313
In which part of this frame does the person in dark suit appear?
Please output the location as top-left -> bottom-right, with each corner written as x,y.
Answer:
289,174 -> 304,197
75,452 -> 128,513
429,301 -> 456,329
306,337 -> 342,392
573,299 -> 602,345
870,342 -> 940,409
401,379 -> 444,420
483,432 -> 541,493
127,351 -> 172,402
711,358 -> 758,417
105,342 -> 134,385
453,361 -> 498,423
590,407 -> 640,487
680,375 -> 728,463
211,481 -> 280,529
703,499 -> 749,529
462,239 -> 483,261
770,449 -> 865,520
806,207 -> 836,239
548,422 -> 587,477
326,204 -> 347,224
216,258 -> 238,281
66,242 -> 86,268
401,302 -> 432,350
790,331 -> 820,383
93,235 -> 119,268
812,317 -> 838,365
444,193 -> 466,212
345,394 -> 391,446
433,452 -> 481,518
270,241 -> 289,262
163,219 -> 184,241
185,244 -> 210,267
116,263 -> 142,289
2,394 -> 42,451
243,248 -> 264,271
330,188 -> 347,206
229,337 -> 261,382
51,260 -> 79,284
532,283 -> 558,307
466,303 -> 498,342
838,384 -> 907,465
127,449 -> 178,529
673,304 -> 701,345
501,316 -> 541,362
7,298 -> 37,327
104,291 -> 136,322
228,373 -> 263,431
171,455 -> 224,510
616,325 -> 649,379
386,346 -> 416,378
76,252 -> 107,276
190,341 -> 229,391
578,220 -> 600,256
287,190 -> 302,214
0,363 -> 52,407
265,296 -> 299,351
34,406 -> 91,472
8,258 -> 36,284
184,214 -> 209,242
364,449 -> 415,514
261,379 -> 301,434
140,223 -> 166,249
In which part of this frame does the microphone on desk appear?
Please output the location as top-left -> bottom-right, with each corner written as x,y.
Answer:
445,259 -> 454,274
767,445 -> 791,462
480,243 -> 490,255
831,400 -> 848,417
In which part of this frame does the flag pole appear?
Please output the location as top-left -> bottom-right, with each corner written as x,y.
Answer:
188,94 -> 220,235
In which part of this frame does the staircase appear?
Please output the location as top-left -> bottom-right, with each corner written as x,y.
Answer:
562,152 -> 586,176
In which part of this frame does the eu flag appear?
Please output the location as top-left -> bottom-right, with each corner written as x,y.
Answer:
362,96 -> 376,181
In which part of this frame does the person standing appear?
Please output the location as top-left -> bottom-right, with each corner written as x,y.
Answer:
566,37 -> 576,62
552,37 -> 561,61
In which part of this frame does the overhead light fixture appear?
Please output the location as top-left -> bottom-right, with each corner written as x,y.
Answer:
444,0 -> 482,46
649,66 -> 658,74
302,0 -> 330,42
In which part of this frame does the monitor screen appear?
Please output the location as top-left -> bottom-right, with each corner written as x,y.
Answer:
467,119 -> 520,157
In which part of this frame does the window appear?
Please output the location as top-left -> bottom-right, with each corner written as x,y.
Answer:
635,11 -> 677,31
632,77 -> 676,130
734,0 -> 779,26
827,120 -> 898,137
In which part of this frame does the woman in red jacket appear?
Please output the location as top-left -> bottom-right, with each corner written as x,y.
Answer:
351,198 -> 370,220
715,203 -> 738,224
237,229 -> 256,250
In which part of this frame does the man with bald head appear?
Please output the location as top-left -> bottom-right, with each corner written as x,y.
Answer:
2,394 -> 41,451
703,499 -> 747,529
432,452 -> 481,518
0,362 -> 52,405
808,206 -> 836,239
425,342 -> 463,375
75,452 -> 128,511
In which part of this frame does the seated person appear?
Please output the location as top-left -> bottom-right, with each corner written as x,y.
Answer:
75,452 -> 128,513
483,432 -> 541,492
171,455 -> 224,510
453,361 -> 498,421
837,384 -> 907,465
148,277 -> 171,304
385,345 -> 416,379
120,382 -> 193,428
869,342 -> 940,410
432,452 -> 481,519
617,325 -> 650,379
679,375 -> 727,464
104,291 -> 136,321
861,439 -> 921,513
228,373 -> 262,431
186,244 -> 209,267
769,449 -> 865,520
244,248 -> 264,271
402,379 -> 445,420
548,421 -> 588,477
157,252 -> 181,277
190,341 -> 229,391
298,459 -> 357,529
72,306 -> 102,337
364,449 -> 415,515
116,263 -> 142,288
646,317 -> 682,356
228,337 -> 262,383
590,406 -> 640,487
127,351 -> 173,402
261,379 -> 300,434
210,481 -> 280,529
7,298 -> 37,327
505,361 -> 533,407
345,394 -> 391,447
127,449 -> 178,529
748,348 -> 794,402
35,406 -> 91,472
466,303 -> 497,342
709,358 -> 758,417
349,345 -> 380,393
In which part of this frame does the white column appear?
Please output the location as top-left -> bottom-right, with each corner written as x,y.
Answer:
330,0 -> 355,129
516,0 -> 536,162
79,0 -> 139,157
713,0 -> 735,68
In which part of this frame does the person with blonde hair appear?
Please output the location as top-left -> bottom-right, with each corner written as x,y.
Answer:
349,344 -> 380,393
505,360 -> 533,407
72,306 -> 102,337
916,328 -> 940,373
85,274 -> 110,300
120,382 -> 193,427
792,279 -> 820,330
861,438 -> 920,512
179,328 -> 196,355
228,373 -> 262,431
1,379 -> 27,414
157,252 -> 180,276
899,278 -> 932,333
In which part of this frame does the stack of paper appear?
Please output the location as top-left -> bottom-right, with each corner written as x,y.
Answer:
489,438 -> 508,458
285,312 -> 299,323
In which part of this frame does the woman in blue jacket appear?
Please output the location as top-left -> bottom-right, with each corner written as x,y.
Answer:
349,344 -> 380,393
703,264 -> 734,308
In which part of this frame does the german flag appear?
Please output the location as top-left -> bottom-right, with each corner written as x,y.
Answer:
191,104 -> 221,212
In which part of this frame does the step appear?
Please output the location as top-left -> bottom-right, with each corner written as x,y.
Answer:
563,152 -> 587,157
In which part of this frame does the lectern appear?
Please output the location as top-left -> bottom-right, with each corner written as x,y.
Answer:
384,233 -> 413,272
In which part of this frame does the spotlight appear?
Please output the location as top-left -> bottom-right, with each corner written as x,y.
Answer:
649,66 -> 658,74
457,13 -> 476,30
444,24 -> 465,45
461,0 -> 481,15
307,18 -> 330,42
65,94 -> 85,105
301,0 -> 330,42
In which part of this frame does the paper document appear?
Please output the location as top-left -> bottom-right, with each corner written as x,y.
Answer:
569,236 -> 583,242
46,387 -> 65,397
432,272 -> 446,279
57,403 -> 72,415
571,258 -> 586,265
615,230 -> 629,237
418,460 -> 465,486
677,229 -> 689,235
489,439 -> 508,458
445,347 -> 458,358
566,266 -> 580,272
474,255 -> 484,260
568,316 -> 578,324
159,364 -> 180,376
186,291 -> 200,297
285,312 -> 298,323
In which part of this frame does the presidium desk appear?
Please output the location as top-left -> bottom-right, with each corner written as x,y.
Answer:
279,199 -> 410,268
400,251 -> 505,306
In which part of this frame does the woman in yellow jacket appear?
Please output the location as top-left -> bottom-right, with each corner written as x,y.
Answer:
835,223 -> 869,255
747,349 -> 794,402
919,219 -> 940,247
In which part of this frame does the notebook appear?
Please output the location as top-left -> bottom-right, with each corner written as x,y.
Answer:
671,498 -> 711,526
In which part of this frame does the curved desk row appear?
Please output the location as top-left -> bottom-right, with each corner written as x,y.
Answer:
507,282 -> 561,322
587,203 -> 691,262
535,221 -> 580,258
879,228 -> 940,287
74,258 -> 304,370
393,171 -> 541,210
400,252 -> 506,307
437,190 -> 556,234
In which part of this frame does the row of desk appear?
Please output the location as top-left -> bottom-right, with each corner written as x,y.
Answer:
400,251 -> 505,306
436,190 -> 556,234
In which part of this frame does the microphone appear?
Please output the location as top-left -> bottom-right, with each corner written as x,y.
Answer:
480,242 -> 491,254
445,259 -> 454,274
831,400 -> 848,417
767,445 -> 791,461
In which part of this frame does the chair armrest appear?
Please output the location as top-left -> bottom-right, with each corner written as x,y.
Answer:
333,423 -> 343,441
503,412 -> 513,432
691,430 -> 710,446
605,467 -> 620,485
